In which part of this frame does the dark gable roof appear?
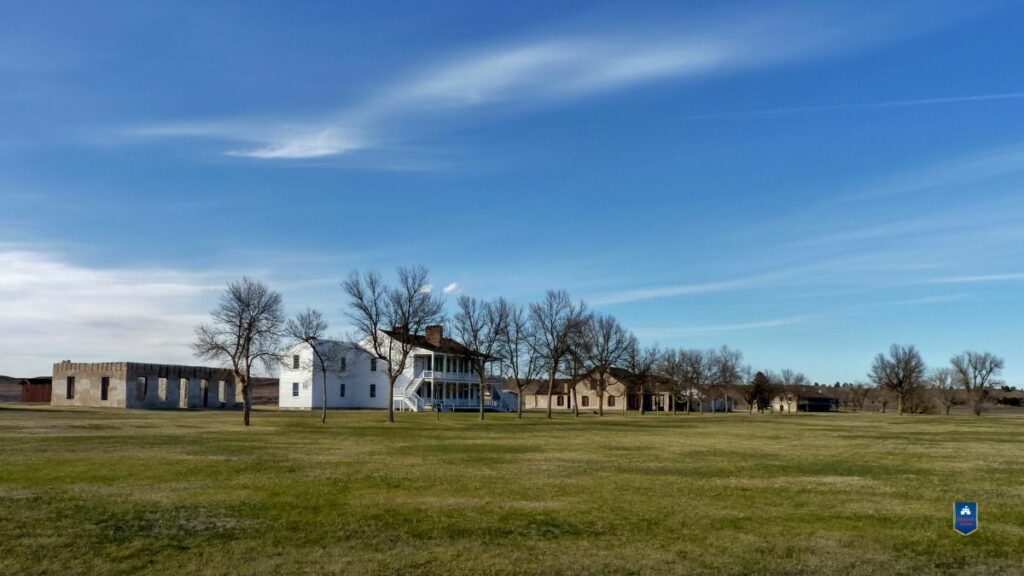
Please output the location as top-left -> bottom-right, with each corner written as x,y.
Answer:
583,366 -> 673,391
382,330 -> 487,358
506,379 -> 572,396
790,385 -> 839,401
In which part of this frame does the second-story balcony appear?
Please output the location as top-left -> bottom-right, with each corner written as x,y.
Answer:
416,370 -> 503,383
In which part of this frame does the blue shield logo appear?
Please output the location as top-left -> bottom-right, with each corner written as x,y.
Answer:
954,501 -> 977,535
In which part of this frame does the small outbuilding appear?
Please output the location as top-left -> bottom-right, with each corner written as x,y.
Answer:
774,386 -> 840,413
19,377 -> 53,403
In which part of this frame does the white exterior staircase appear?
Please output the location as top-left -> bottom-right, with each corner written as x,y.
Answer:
393,374 -> 513,412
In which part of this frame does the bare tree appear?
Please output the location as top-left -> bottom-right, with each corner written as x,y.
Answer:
453,295 -> 509,422
839,382 -> 872,412
193,277 -> 284,427
528,290 -> 588,419
869,344 -> 926,415
579,314 -> 631,416
284,308 -> 334,424
850,382 -> 872,412
679,349 -> 716,414
775,368 -> 809,414
712,346 -> 745,414
658,348 -> 685,415
951,351 -> 1004,416
499,302 -> 542,419
930,368 -> 959,415
876,387 -> 890,413
343,266 -> 444,424
625,336 -> 660,415
562,344 -> 587,417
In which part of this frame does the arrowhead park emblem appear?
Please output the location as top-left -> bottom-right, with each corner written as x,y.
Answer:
954,501 -> 977,536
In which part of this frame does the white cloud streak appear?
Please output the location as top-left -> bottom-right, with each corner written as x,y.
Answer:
590,277 -> 757,306
685,91 -> 1024,121
634,316 -> 809,339
128,2 -> 974,161
442,282 -> 460,295
838,145 -> 1024,203
927,273 -> 1024,284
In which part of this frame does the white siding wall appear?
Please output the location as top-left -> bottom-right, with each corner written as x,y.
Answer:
278,340 -> 391,410
279,345 -> 314,409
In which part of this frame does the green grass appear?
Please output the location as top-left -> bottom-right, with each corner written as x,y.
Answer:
1,406 -> 1022,575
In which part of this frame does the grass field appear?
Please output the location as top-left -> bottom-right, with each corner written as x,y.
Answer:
1,406 -> 1022,575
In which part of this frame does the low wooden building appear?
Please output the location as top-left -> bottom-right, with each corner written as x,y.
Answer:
19,377 -> 53,403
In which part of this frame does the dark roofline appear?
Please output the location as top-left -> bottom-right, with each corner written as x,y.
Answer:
382,329 -> 492,359
784,385 -> 840,400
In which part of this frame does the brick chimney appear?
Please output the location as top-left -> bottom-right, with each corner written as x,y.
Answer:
425,325 -> 444,347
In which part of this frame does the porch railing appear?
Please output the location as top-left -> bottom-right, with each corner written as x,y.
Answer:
417,370 -> 504,383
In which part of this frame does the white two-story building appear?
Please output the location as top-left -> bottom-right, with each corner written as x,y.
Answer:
278,325 -> 511,412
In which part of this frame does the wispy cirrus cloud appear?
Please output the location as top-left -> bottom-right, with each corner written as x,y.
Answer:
927,273 -> 1024,284
128,122 -> 364,160
126,2 -> 978,162
128,33 -> 732,160
685,91 -> 1024,121
634,316 -> 810,340
590,277 -> 759,306
835,144 -> 1024,203
590,141 -> 1024,309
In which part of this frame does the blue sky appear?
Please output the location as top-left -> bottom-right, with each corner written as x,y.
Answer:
2,0 -> 1023,384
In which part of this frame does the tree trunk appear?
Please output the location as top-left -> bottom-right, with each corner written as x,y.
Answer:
321,365 -> 328,425
945,404 -> 951,416
517,388 -> 523,419
571,384 -> 579,417
387,374 -> 397,423
897,394 -> 904,415
598,389 -> 605,416
234,369 -> 250,427
639,387 -> 645,416
242,378 -> 251,426
478,373 -> 486,422
546,369 -> 555,419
